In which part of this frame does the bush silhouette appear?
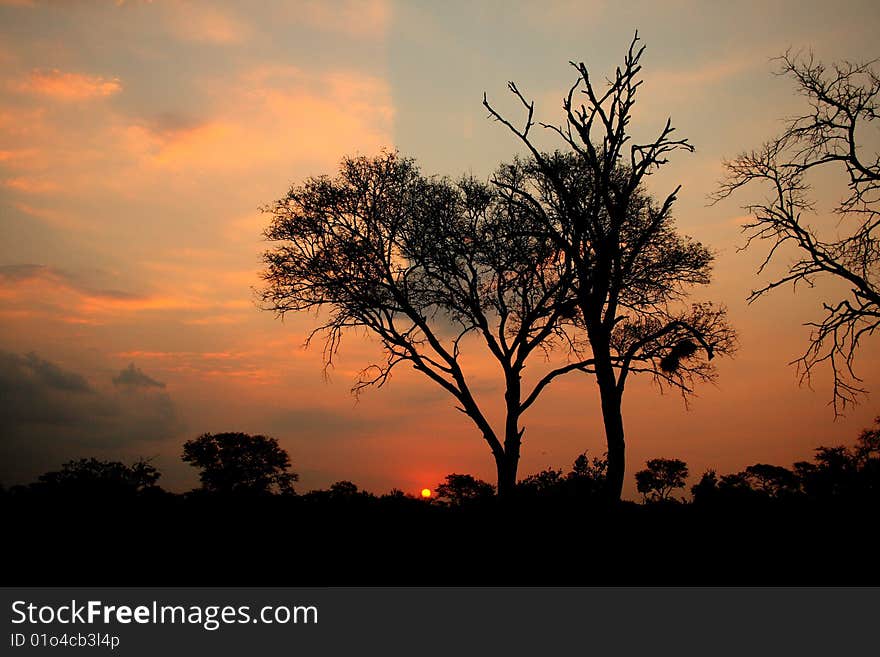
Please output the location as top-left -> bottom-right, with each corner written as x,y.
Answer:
33,458 -> 161,498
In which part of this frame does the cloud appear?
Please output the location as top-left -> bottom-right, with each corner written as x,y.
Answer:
113,362 -> 166,389
0,350 -> 92,395
270,406 -> 375,437
2,176 -> 58,193
10,202 -> 80,229
0,263 -> 45,283
0,263 -> 142,303
165,4 -> 249,45
120,66 -> 394,173
646,57 -> 758,90
140,111 -> 206,139
16,69 -> 122,100
293,0 -> 390,40
0,348 -> 182,484
0,263 -> 209,320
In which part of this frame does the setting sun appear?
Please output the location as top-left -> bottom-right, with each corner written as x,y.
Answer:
420,488 -> 432,499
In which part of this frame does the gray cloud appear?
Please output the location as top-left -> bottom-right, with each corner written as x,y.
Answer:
0,264 -> 46,283
269,407 -> 374,437
0,351 -> 99,426
0,263 -> 141,301
0,349 -> 183,485
12,351 -> 92,393
113,363 -> 166,389
147,111 -> 206,138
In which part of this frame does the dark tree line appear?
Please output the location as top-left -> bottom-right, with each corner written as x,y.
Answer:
431,450 -> 608,506
2,419 -> 877,510
691,417 -> 880,505
22,457 -> 162,499
627,417 -> 880,505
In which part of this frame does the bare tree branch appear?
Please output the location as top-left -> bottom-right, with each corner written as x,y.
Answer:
714,50 -> 880,414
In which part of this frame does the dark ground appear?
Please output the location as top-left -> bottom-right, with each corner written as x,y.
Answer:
5,494 -> 876,586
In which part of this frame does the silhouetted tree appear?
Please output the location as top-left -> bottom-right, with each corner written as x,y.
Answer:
328,480 -> 369,501
693,468 -> 773,504
715,51 -> 880,413
690,469 -> 719,504
434,473 -> 495,505
570,451 -> 607,480
182,432 -> 297,495
33,458 -> 161,498
693,418 -> 880,505
796,416 -> 880,499
566,450 -> 608,498
743,464 -> 801,498
854,417 -> 880,464
635,458 -> 689,503
483,34 -> 735,501
794,456 -> 848,499
517,468 -> 565,496
261,152 -> 590,497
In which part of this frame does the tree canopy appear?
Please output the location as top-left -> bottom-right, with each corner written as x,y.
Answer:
182,432 -> 297,495
261,151 -> 591,496
434,473 -> 495,506
635,458 -> 689,503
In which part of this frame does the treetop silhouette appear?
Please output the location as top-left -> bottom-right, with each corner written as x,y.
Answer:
182,432 -> 297,495
635,457 -> 689,503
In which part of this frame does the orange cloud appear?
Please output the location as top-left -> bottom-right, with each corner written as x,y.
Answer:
3,176 -> 57,193
117,350 -> 244,361
0,106 -> 46,138
121,67 -> 393,173
646,57 -> 758,89
17,69 -> 122,100
0,264 -> 200,319
0,148 -> 38,166
12,202 -> 82,229
292,0 -> 390,39
166,4 -> 249,45
113,349 -> 281,386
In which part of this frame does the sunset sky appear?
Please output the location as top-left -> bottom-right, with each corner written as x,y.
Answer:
1,0 -> 878,497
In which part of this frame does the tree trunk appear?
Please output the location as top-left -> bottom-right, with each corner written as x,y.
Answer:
495,453 -> 518,499
495,368 -> 523,499
595,353 -> 626,502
